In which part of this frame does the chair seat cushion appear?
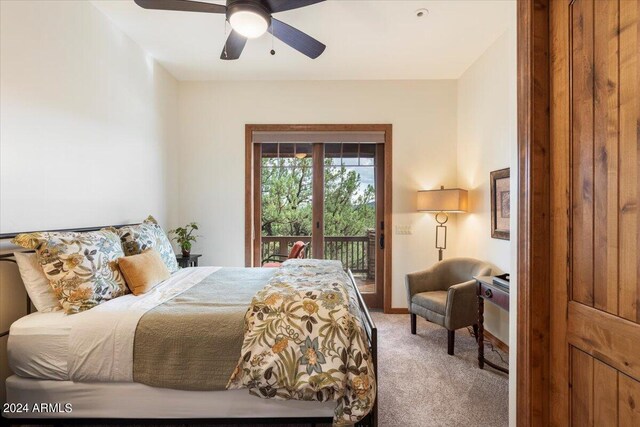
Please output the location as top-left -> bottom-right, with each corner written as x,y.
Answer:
412,291 -> 448,315
262,262 -> 282,268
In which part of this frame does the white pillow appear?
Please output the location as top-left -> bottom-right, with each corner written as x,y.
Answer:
14,252 -> 61,312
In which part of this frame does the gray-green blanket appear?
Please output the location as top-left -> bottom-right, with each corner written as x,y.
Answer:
133,267 -> 276,390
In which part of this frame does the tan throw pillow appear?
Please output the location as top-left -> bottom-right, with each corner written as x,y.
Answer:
118,249 -> 170,296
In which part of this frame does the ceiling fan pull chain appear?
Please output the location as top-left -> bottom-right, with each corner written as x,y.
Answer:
270,29 -> 276,56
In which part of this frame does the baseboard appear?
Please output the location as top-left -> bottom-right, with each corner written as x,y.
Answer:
484,329 -> 509,353
385,307 -> 409,314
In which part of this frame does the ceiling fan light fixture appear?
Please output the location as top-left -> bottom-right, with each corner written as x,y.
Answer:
229,10 -> 268,38
227,2 -> 271,39
134,0 -> 327,60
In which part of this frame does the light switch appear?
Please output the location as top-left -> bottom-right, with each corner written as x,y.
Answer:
395,225 -> 412,235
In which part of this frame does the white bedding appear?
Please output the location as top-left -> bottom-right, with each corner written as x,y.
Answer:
5,375 -> 335,419
8,311 -> 70,380
7,267 -> 219,383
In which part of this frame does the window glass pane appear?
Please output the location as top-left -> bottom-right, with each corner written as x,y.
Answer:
260,148 -> 313,260
279,143 -> 295,157
342,143 -> 360,158
262,143 -> 278,157
280,157 -> 294,167
360,144 -> 376,159
323,149 -> 377,295
294,143 -> 313,160
325,143 -> 342,158
262,157 -> 278,167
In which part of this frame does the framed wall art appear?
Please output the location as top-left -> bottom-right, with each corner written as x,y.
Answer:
490,168 -> 510,240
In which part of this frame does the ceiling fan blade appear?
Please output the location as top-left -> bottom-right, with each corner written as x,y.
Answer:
134,0 -> 226,14
269,18 -> 326,59
265,0 -> 325,13
220,30 -> 248,60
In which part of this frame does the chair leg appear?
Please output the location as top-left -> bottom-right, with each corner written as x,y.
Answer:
410,313 -> 417,335
472,324 -> 479,341
448,330 -> 455,355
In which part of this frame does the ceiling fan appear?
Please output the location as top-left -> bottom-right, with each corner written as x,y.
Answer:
134,0 -> 327,60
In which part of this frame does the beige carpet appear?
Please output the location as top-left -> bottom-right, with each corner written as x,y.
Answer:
373,312 -> 509,427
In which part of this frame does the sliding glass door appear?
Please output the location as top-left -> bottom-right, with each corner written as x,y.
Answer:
248,126 -> 390,309
260,143 -> 314,260
323,143 -> 379,297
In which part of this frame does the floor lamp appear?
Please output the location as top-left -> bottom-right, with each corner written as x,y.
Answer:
417,186 -> 468,261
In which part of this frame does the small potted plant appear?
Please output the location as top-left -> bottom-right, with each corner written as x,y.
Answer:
169,222 -> 199,257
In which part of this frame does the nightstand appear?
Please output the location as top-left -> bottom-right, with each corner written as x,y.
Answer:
175,254 -> 201,268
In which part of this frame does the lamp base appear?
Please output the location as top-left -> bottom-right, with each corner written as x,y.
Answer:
435,213 -> 448,262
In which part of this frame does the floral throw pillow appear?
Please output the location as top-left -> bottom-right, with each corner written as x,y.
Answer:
117,216 -> 179,273
12,230 -> 128,314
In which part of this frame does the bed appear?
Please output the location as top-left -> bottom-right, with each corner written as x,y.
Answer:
0,224 -> 378,426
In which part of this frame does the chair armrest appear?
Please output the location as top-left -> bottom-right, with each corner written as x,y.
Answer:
445,279 -> 478,330
405,268 -> 446,308
262,254 -> 288,264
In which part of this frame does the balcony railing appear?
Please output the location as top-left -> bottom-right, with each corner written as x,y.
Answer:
261,233 -> 375,278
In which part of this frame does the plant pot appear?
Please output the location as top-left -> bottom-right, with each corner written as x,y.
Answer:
181,248 -> 191,257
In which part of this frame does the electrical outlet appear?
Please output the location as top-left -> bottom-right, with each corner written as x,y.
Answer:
395,225 -> 412,235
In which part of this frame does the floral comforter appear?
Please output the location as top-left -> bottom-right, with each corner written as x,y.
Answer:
227,259 -> 376,426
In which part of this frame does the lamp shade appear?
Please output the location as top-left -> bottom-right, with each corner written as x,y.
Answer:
417,188 -> 468,212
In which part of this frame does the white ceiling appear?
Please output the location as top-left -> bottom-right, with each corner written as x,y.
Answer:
92,0 -> 514,81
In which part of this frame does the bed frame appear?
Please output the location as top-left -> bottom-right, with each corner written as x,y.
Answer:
0,224 -> 378,427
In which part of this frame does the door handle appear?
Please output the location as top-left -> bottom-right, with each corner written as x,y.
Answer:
379,233 -> 384,250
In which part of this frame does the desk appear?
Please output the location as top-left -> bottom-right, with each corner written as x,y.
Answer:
475,275 -> 509,374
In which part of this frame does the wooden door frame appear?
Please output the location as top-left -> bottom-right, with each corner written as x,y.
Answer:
244,124 -> 393,313
517,0 -> 551,426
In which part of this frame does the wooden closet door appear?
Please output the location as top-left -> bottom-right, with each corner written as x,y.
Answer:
550,0 -> 640,425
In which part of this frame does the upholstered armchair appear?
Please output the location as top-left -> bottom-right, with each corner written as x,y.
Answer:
405,258 -> 491,355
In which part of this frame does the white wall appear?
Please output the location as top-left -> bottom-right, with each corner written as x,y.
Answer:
456,30 -> 515,344
0,0 -> 179,233
176,80 -> 458,309
0,0 -> 178,403
453,8 -> 517,426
